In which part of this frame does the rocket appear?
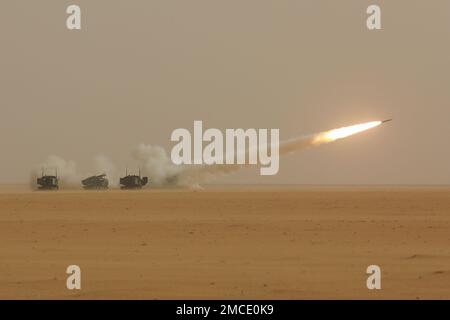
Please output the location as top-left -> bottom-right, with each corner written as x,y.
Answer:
382,119 -> 392,123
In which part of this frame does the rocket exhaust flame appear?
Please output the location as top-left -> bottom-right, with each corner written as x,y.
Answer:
313,121 -> 382,144
274,120 -> 385,156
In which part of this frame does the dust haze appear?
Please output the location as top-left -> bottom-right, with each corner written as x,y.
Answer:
1,1 -> 450,185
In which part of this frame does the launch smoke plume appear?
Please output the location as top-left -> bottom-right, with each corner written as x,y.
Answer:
132,144 -> 183,186
32,121 -> 382,189
174,121 -> 383,185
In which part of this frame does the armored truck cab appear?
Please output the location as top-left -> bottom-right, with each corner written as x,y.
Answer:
120,170 -> 148,189
37,170 -> 59,190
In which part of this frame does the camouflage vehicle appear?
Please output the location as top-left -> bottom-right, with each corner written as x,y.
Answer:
37,169 -> 59,190
81,174 -> 109,190
120,169 -> 148,189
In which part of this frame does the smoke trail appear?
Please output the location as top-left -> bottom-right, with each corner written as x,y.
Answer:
174,121 -> 383,185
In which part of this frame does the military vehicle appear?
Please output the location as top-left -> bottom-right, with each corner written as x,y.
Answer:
81,174 -> 109,190
120,169 -> 148,189
37,169 -> 59,190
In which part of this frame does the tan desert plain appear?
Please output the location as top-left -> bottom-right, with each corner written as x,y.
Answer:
0,185 -> 449,299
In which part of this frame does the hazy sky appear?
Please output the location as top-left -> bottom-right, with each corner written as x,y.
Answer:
1,1 -> 450,184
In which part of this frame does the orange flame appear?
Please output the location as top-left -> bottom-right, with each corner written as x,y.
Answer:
314,121 -> 382,144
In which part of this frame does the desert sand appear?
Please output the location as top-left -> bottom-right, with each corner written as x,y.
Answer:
0,185 -> 449,299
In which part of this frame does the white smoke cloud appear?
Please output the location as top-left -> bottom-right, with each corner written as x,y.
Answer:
131,144 -> 182,186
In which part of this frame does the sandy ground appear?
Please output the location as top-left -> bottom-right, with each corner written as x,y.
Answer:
0,185 -> 449,299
